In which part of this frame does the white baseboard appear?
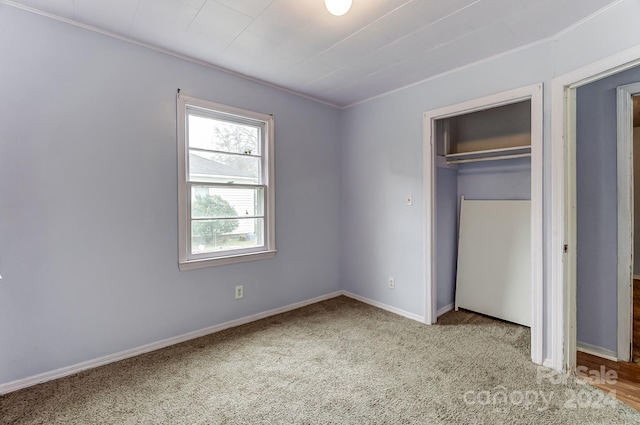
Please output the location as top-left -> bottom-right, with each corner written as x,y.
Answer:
341,291 -> 425,323
577,342 -> 618,362
0,291 -> 344,395
1,290 -> 428,395
437,303 -> 454,317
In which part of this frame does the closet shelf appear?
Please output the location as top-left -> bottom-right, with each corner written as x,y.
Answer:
445,145 -> 531,164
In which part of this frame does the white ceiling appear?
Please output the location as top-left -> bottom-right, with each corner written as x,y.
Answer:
8,0 -> 619,107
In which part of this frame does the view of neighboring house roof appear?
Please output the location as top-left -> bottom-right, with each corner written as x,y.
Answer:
189,152 -> 254,179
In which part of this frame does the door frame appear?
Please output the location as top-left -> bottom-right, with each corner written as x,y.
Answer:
423,83 -> 544,365
617,83 -> 640,361
551,45 -> 640,372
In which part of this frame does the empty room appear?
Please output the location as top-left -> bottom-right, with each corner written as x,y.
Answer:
3,0 -> 640,423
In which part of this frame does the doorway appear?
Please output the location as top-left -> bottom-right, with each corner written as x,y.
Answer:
632,94 -> 640,363
561,64 -> 640,412
551,48 -> 640,373
615,84 -> 640,364
569,75 -> 640,364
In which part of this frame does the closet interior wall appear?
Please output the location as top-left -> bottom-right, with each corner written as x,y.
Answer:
435,101 -> 532,316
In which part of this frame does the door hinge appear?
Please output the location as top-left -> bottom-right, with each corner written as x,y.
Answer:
564,244 -> 568,253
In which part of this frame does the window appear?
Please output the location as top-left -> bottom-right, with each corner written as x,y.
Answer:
177,94 -> 275,270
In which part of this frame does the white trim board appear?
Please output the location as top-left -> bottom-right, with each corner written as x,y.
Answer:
0,291 -> 344,395
423,83 -> 544,366
341,291 -> 425,323
0,291 -> 428,395
616,82 -> 640,362
577,343 -> 618,362
551,42 -> 640,373
437,303 -> 455,317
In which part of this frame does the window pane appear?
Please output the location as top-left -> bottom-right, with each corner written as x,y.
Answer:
189,151 -> 260,183
188,113 -> 260,155
191,218 -> 264,254
191,186 -> 264,219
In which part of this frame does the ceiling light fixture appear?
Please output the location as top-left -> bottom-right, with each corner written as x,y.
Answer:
325,0 -> 352,16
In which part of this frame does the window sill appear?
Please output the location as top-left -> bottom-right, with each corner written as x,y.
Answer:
178,250 -> 277,271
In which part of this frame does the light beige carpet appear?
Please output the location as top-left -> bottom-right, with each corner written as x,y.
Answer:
1,296 -> 639,424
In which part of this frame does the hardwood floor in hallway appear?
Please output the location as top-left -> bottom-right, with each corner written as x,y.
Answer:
577,351 -> 640,411
634,279 -> 640,362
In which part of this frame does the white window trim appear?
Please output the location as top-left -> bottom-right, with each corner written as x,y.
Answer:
177,93 -> 276,270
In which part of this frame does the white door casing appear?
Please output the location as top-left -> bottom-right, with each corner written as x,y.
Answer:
552,44 -> 640,372
616,82 -> 640,362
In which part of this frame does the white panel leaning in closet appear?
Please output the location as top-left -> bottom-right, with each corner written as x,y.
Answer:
455,197 -> 531,327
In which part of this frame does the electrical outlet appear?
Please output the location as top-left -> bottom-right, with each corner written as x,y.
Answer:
235,285 -> 244,299
388,278 -> 395,289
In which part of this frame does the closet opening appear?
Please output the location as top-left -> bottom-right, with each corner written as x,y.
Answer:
423,84 -> 543,365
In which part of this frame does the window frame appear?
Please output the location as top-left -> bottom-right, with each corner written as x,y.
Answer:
177,94 -> 276,270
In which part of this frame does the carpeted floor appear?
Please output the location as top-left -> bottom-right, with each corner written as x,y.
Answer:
1,296 -> 639,424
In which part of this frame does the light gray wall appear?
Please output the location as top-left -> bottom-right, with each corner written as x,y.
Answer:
339,101 -> 423,312
0,7 -> 342,385
457,159 -> 531,203
341,0 -> 640,363
436,168 -> 458,311
575,64 -> 640,353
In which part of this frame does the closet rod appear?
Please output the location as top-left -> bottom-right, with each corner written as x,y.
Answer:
446,152 -> 531,165
445,144 -> 531,159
